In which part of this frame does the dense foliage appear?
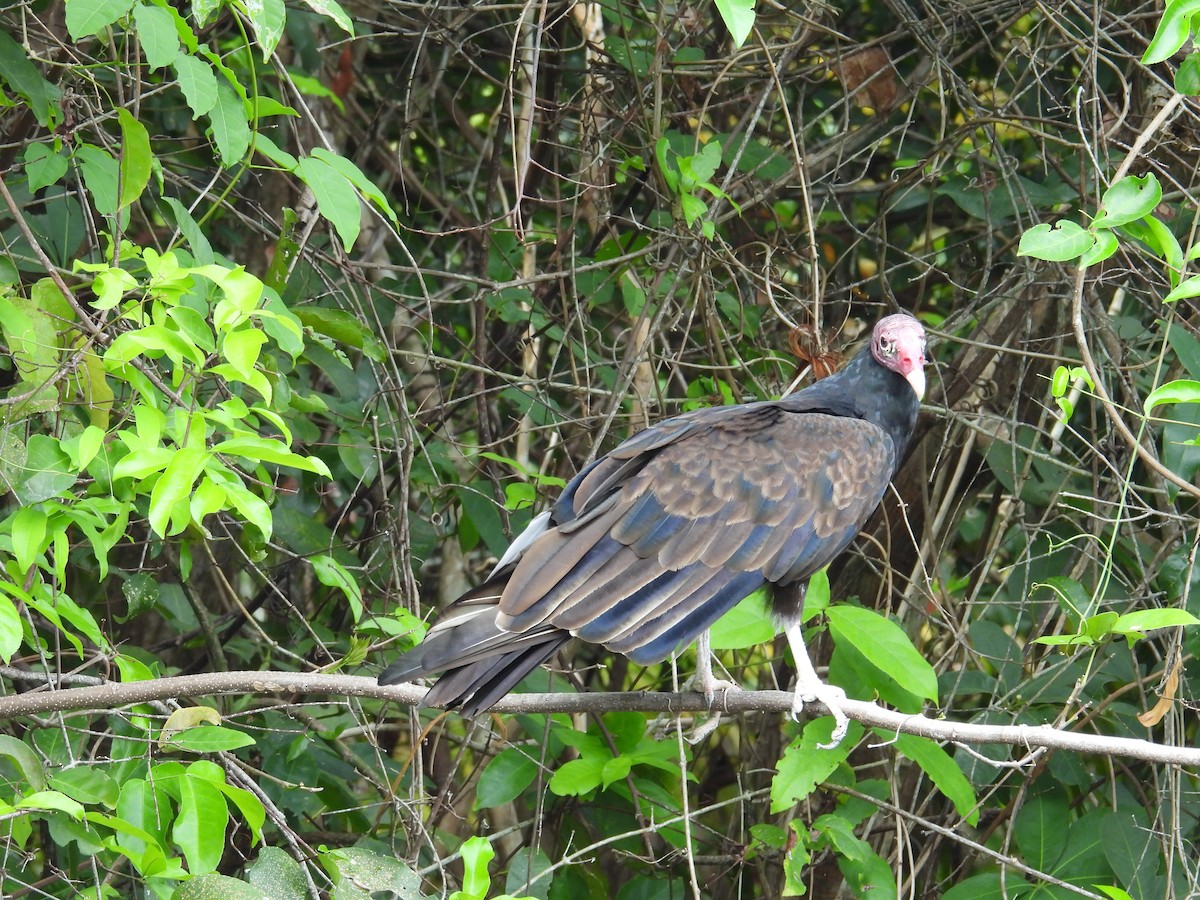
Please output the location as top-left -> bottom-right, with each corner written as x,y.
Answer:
1,0 -> 1198,897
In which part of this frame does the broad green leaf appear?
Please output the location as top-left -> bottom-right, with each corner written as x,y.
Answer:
173,53 -> 218,118
1141,215 -> 1184,286
1013,793 -> 1069,871
49,767 -> 119,808
247,846 -> 308,898
172,773 -> 228,875
1080,229 -> 1118,267
714,0 -> 756,48
892,733 -> 978,825
0,30 -> 64,127
160,707 -> 222,743
475,747 -> 540,810
1112,608 -> 1200,638
207,80 -> 252,166
220,327 -> 267,380
244,0 -> 286,60
707,588 -> 775,650
213,436 -> 331,476
164,726 -> 256,753
1093,174 -> 1161,229
163,197 -> 215,264
10,505 -> 47,574
1143,0 -> 1200,64
116,109 -> 152,210
549,755 -> 607,797
76,143 -> 121,216
24,144 -> 68,192
1017,221 -> 1094,261
298,0 -> 353,35
0,735 -> 48,791
65,0 -> 135,39
148,447 -> 208,537
1177,51 -> 1200,94
457,836 -> 495,900
132,2 -> 180,70
827,606 -> 938,702
770,720 -> 861,813
0,596 -> 23,662
310,148 -> 398,224
1165,273 -> 1200,303
294,306 -> 387,361
172,875 -> 263,899
309,554 -> 362,620
16,790 -> 85,819
1144,379 -> 1200,414
504,847 -> 553,900
295,155 -> 361,251
11,435 -> 77,505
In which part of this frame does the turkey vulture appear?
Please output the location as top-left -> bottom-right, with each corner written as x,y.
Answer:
380,314 -> 926,746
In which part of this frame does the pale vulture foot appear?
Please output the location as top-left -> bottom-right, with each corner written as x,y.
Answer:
786,621 -> 850,749
684,630 -> 741,743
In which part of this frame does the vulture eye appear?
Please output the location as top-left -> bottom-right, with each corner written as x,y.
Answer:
879,337 -> 895,355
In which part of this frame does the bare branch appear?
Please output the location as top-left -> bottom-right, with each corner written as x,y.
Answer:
0,670 -> 1193,766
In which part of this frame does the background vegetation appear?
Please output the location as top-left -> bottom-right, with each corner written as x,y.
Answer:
0,0 -> 1198,897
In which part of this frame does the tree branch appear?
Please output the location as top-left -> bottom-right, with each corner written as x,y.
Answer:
0,669 -> 1193,765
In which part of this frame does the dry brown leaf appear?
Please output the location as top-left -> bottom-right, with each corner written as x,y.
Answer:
1137,656 -> 1182,727
836,47 -> 899,112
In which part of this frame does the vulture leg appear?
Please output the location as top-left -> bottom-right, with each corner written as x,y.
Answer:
785,621 -> 849,748
691,630 -> 741,703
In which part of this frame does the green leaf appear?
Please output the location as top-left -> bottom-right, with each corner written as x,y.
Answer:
65,0 -> 135,40
310,148 -> 398,224
173,53 -> 218,118
295,155 -> 361,251
0,735 -> 49,791
75,143 -> 121,217
116,109 -> 152,210
24,144 -> 68,192
16,790 -> 85,819
707,587 -> 775,649
213,436 -> 330,476
220,327 -> 267,380
0,30 -> 64,128
244,0 -> 286,60
1143,0 -> 1200,64
1017,221 -> 1095,261
132,2 -> 180,70
1080,229 -> 1118,267
172,773 -> 228,875
457,836 -> 495,900
1145,379 -> 1200,414
1164,273 -> 1200,303
207,80 -> 252,166
770,720 -> 861,813
1093,174 -> 1161,229
247,846 -> 308,898
827,606 -> 938,702
298,0 -> 353,34
10,505 -> 47,574
548,755 -> 607,797
165,726 -> 256,753
475,747 -> 540,810
148,447 -> 208,537
1177,52 -> 1200,93
49,767 -> 119,808
1112,608 -> 1200,640
714,0 -> 756,48
172,875 -> 265,899
892,733 -> 978,825
1141,215 -> 1184,286
0,596 -> 23,663
12,435 -> 77,505
294,307 -> 386,361
309,554 -> 362,621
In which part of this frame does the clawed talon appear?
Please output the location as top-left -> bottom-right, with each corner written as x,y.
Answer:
793,680 -> 850,748
785,621 -> 850,749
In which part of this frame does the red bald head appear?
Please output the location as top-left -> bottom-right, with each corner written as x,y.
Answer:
871,314 -> 927,400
